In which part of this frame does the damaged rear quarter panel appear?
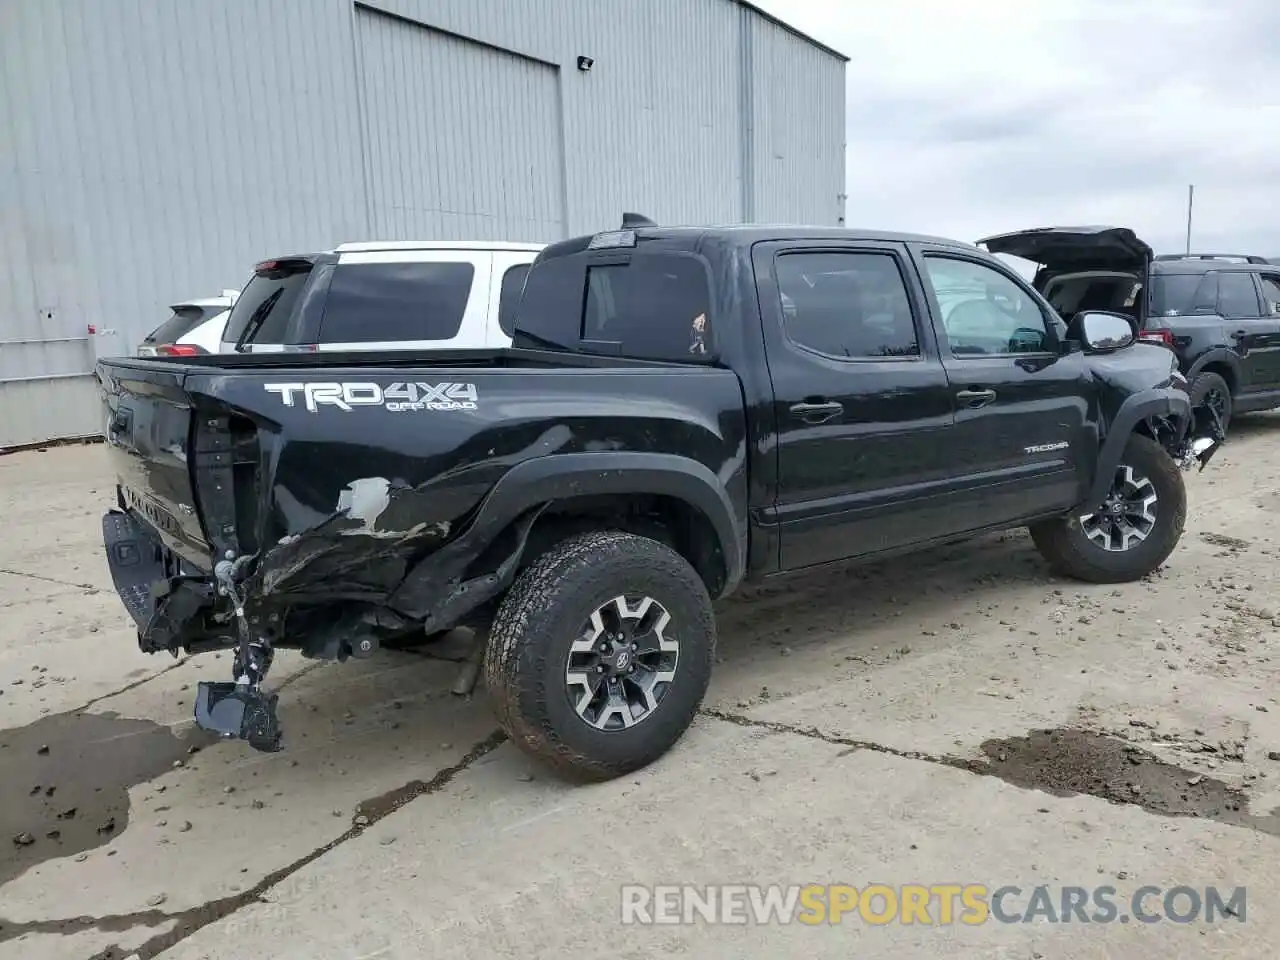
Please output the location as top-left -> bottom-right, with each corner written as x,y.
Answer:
183,363 -> 747,607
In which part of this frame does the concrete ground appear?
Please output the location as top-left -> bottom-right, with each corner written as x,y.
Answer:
2,421 -> 1280,959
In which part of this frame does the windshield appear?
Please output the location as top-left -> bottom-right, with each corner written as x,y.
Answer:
221,261 -> 313,345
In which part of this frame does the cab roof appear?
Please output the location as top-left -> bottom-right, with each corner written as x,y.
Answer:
540,223 -> 982,261
332,239 -> 546,253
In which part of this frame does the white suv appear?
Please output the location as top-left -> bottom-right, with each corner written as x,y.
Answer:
219,240 -> 544,354
138,290 -> 240,356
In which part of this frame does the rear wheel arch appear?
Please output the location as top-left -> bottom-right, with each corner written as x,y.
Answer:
516,493 -> 730,595
1189,353 -> 1240,395
461,452 -> 746,601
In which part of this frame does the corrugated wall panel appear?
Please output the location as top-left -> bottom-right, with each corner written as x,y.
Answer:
0,338 -> 93,381
746,10 -> 847,225
355,7 -> 564,241
1,0 -> 846,446
371,0 -> 746,233
0,0 -> 367,357
0,0 -> 372,446
0,377 -> 102,450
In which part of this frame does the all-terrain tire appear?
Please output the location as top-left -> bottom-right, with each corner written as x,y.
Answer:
484,530 -> 716,781
1188,370 -> 1232,435
1030,434 -> 1187,584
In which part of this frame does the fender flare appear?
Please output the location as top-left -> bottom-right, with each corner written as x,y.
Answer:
469,451 -> 746,596
1186,349 -> 1241,388
1086,386 -> 1192,510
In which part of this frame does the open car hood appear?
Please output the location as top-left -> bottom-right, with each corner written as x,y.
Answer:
978,226 -> 1153,273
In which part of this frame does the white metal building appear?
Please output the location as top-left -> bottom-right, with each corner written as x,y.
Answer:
0,0 -> 847,448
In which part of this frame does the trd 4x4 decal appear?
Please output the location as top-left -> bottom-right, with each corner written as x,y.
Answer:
263,381 -> 478,413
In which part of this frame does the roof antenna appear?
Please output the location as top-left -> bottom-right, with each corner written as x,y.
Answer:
621,212 -> 657,228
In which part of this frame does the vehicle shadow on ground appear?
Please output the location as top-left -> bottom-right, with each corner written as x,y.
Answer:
191,529 -> 1053,758
707,529 -> 1054,696
0,527 -> 1067,914
1227,410 -> 1280,438
48,530 -> 1054,792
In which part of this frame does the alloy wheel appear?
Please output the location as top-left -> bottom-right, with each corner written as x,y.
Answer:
565,595 -> 680,731
1078,465 -> 1159,552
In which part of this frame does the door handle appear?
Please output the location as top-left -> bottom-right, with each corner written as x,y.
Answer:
1232,329 -> 1248,340
789,400 -> 844,423
956,388 -> 997,408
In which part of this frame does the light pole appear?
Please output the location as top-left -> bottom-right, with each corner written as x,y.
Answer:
1185,184 -> 1194,255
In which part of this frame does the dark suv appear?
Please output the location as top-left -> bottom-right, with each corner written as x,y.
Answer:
1140,254 -> 1280,429
979,227 -> 1280,432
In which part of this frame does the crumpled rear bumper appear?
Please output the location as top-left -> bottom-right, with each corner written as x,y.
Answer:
102,509 -> 218,653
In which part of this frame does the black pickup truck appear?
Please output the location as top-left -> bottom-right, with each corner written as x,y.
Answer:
96,217 -> 1222,781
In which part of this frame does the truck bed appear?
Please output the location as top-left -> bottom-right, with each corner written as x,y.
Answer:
96,347 -> 748,622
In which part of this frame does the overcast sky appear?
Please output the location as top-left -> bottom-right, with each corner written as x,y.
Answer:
751,0 -> 1280,258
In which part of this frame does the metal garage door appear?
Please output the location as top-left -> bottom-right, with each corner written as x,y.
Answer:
355,8 -> 565,243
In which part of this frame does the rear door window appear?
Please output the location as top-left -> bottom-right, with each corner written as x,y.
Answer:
1218,272 -> 1262,318
318,262 -> 475,343
1150,273 -> 1218,317
775,251 -> 920,359
1259,276 -> 1280,314
221,261 -> 313,345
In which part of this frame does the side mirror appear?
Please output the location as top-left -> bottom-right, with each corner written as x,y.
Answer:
1077,311 -> 1135,353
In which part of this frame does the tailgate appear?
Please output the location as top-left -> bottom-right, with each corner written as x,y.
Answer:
98,358 -> 211,567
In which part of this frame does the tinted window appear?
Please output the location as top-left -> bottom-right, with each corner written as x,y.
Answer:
497,264 -> 530,338
318,262 -> 474,343
1260,276 -> 1280,314
1218,272 -> 1261,317
580,255 -> 713,360
221,263 -> 312,345
775,251 -> 918,359
924,256 -> 1051,356
145,305 -> 217,344
1149,273 -> 1217,317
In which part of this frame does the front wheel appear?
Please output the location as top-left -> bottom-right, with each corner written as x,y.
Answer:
1030,435 -> 1187,583
484,530 -> 716,781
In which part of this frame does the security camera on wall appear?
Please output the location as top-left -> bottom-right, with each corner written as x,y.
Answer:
576,55 -> 594,71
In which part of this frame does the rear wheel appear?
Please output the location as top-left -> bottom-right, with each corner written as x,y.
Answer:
484,531 -> 716,781
1030,435 -> 1186,583
1189,371 -> 1232,434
